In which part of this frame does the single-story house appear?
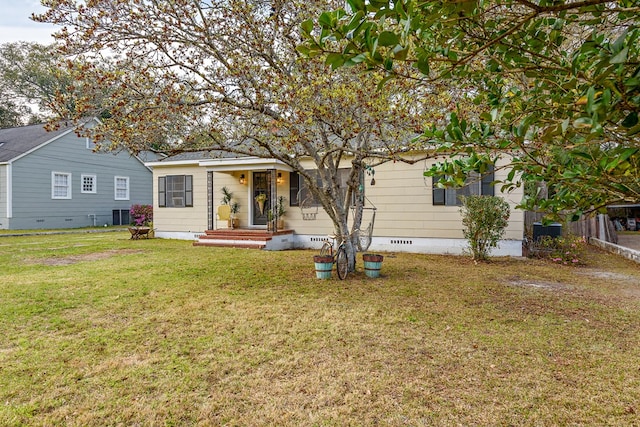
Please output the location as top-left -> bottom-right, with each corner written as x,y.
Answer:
146,151 -> 524,256
0,119 -> 156,230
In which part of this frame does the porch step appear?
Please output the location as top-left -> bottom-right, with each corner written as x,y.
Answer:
193,229 -> 293,249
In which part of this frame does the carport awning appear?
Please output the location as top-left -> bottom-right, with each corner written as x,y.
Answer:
608,204 -> 640,208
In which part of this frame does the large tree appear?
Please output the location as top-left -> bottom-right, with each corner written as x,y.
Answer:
0,100 -> 30,129
35,0 -> 450,269
0,42 -> 76,124
302,0 -> 640,218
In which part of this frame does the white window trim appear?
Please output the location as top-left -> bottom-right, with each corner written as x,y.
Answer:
52,171 -> 72,200
114,176 -> 130,200
81,174 -> 97,194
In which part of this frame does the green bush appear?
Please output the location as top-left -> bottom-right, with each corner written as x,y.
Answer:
460,195 -> 510,261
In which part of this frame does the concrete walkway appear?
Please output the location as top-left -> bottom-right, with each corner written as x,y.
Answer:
617,234 -> 640,251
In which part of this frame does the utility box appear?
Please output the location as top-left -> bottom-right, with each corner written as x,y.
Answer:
533,222 -> 562,241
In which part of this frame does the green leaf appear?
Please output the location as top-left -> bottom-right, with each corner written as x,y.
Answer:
345,11 -> 365,34
610,47 -> 628,64
383,57 -> 393,70
612,28 -> 628,53
325,53 -> 345,69
376,74 -> 394,91
318,12 -> 334,29
378,31 -> 400,47
392,45 -> 408,60
416,57 -> 429,75
300,19 -> 314,35
344,53 -> 367,66
346,0 -> 366,12
607,148 -> 638,171
571,151 -> 594,161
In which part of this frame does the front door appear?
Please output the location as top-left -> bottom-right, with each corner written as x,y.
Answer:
252,171 -> 271,225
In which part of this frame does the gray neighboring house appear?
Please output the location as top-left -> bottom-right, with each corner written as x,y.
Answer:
0,119 -> 156,230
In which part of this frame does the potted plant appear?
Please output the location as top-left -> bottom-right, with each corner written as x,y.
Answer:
255,193 -> 267,215
276,195 -> 286,229
221,186 -> 233,205
230,201 -> 240,229
218,187 -> 233,227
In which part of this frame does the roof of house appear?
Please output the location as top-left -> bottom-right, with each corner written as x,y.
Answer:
0,122 -> 77,163
0,120 -> 162,167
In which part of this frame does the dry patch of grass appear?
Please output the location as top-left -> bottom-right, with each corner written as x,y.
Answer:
25,249 -> 144,266
1,232 -> 639,425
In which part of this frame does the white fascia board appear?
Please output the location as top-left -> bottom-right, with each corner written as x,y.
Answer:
199,157 -> 293,172
144,159 -> 202,168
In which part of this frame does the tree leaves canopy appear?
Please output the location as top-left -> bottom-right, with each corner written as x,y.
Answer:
301,0 -> 640,217
0,42 -> 77,125
35,0 -> 456,268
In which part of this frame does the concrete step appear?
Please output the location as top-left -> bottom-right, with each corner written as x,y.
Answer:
194,229 -> 293,249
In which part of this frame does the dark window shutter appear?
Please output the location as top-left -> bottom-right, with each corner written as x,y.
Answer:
290,172 -> 300,206
481,166 -> 495,196
185,175 -> 193,207
158,176 -> 166,207
432,175 -> 445,205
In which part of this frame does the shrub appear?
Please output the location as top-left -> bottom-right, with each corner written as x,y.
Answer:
130,204 -> 153,227
535,234 -> 587,266
460,195 -> 511,261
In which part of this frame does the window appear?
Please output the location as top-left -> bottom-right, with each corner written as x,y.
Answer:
114,176 -> 130,200
290,169 -> 352,207
432,167 -> 495,206
158,175 -> 193,207
81,174 -> 97,193
52,172 -> 72,199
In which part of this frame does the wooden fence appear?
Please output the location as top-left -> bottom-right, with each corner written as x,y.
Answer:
524,211 -> 618,244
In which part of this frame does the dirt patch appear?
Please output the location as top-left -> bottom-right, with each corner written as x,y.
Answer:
578,270 -> 639,284
508,279 -> 573,291
33,249 -> 144,266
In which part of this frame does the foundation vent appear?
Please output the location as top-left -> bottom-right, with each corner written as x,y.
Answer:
310,236 -> 327,242
390,239 -> 413,245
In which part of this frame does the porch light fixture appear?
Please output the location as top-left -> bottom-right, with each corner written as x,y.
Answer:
239,174 -> 246,184
277,172 -> 283,184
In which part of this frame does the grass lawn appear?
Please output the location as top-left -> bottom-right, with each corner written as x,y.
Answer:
1,231 -> 639,426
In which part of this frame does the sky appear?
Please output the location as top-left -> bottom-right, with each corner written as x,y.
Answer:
0,0 -> 58,45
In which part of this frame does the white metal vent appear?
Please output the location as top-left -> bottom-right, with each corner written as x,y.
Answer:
390,239 -> 413,245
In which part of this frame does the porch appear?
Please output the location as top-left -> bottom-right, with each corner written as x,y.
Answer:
193,228 -> 296,250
